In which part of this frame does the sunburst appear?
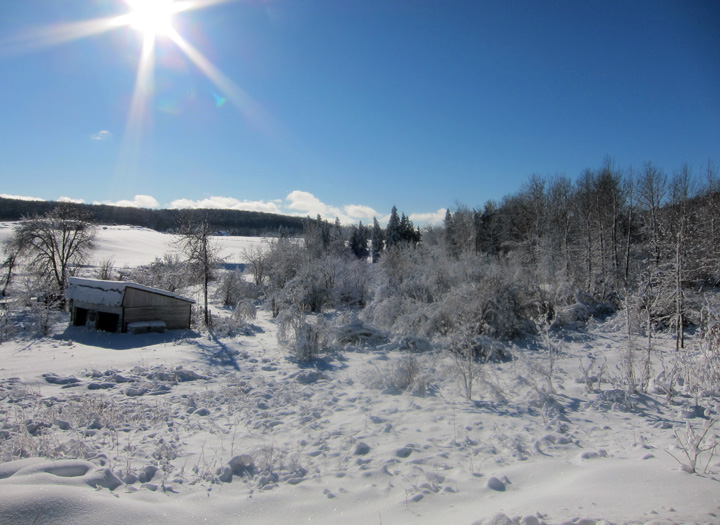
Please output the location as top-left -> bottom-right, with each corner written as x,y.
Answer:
0,0 -> 272,179
126,0 -> 180,38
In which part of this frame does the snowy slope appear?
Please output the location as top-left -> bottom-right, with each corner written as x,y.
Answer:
0,223 -> 269,268
1,227 -> 719,525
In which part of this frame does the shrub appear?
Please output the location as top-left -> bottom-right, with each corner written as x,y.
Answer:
277,309 -> 330,362
365,353 -> 429,396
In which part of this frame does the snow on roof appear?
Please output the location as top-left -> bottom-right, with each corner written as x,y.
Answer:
65,277 -> 195,307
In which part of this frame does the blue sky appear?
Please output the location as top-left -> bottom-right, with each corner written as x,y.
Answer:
1,0 -> 718,224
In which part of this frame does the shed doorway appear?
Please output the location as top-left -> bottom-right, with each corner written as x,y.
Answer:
74,307 -> 88,327
96,312 -> 119,332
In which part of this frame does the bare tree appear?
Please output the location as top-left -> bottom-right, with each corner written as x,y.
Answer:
176,216 -> 220,326
1,236 -> 22,297
242,243 -> 269,287
637,162 -> 668,267
669,164 -> 696,350
546,175 -> 575,277
11,205 -> 96,299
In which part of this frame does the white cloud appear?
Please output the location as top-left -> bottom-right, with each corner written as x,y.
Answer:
344,204 -> 379,220
90,130 -> 112,141
0,193 -> 44,201
285,190 -> 342,218
96,195 -> 160,208
58,196 -> 84,204
42,188 -> 442,227
284,191 -> 442,226
409,208 -> 447,226
169,196 -> 283,214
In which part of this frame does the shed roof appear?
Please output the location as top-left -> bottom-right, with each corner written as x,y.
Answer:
66,277 -> 195,307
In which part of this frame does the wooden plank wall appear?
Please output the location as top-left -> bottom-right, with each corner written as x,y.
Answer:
123,287 -> 192,308
123,304 -> 192,330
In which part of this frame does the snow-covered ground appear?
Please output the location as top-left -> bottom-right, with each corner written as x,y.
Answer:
1,226 -> 719,525
0,223 -> 268,268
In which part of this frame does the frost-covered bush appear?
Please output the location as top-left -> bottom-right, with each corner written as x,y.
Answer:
364,353 -> 430,396
129,254 -> 190,294
277,309 -> 330,362
276,270 -> 330,314
666,304 -> 720,403
0,306 -> 15,342
235,299 -> 257,322
669,415 -> 719,474
264,237 -> 304,315
213,314 -> 253,337
331,257 -> 370,307
0,300 -> 67,340
271,254 -> 370,315
332,313 -> 387,348
216,270 -> 258,306
364,248 -> 544,343
210,301 -> 256,338
294,321 -> 329,361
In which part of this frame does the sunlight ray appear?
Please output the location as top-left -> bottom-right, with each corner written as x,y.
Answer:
169,29 -> 277,139
179,0 -> 241,12
0,15 -> 131,59
117,33 -> 157,182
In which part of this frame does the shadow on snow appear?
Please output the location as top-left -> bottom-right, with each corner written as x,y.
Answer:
53,326 -> 199,350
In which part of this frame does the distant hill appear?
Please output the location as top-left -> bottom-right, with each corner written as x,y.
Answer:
0,197 -> 304,236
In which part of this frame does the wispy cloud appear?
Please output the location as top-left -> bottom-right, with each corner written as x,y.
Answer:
90,130 -> 113,141
95,195 -> 159,208
170,196 -> 283,214
0,193 -> 44,201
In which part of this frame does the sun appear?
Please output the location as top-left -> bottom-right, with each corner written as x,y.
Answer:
4,0 -> 271,178
126,0 -> 179,37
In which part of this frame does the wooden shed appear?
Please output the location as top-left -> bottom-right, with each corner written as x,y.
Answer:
66,277 -> 195,332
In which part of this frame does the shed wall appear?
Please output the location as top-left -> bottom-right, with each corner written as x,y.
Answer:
123,304 -> 192,330
123,287 -> 191,308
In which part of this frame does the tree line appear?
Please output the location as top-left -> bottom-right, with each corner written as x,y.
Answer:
2,158 -> 718,356
0,197 -> 304,236
442,159 -> 719,347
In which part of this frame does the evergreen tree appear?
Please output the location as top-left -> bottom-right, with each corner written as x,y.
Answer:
385,206 -> 402,248
303,214 -> 332,258
444,210 -> 458,257
371,217 -> 384,263
349,222 -> 369,260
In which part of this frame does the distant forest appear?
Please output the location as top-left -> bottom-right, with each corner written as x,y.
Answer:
0,197 -> 304,236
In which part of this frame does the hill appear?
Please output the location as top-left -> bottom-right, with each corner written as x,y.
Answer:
0,197 -> 304,236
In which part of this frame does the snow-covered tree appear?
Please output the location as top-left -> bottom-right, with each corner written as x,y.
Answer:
371,217 -> 384,263
176,216 -> 220,326
385,206 -> 402,249
349,222 -> 369,260
11,204 -> 96,300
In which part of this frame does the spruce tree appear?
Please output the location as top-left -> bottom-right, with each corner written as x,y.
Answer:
371,217 -> 384,263
385,206 -> 402,248
349,222 -> 369,260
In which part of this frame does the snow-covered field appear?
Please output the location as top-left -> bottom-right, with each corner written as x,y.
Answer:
1,226 -> 719,525
0,223 -> 268,268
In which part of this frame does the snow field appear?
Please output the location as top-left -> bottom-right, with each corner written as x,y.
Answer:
0,226 -> 719,524
1,310 -> 719,524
